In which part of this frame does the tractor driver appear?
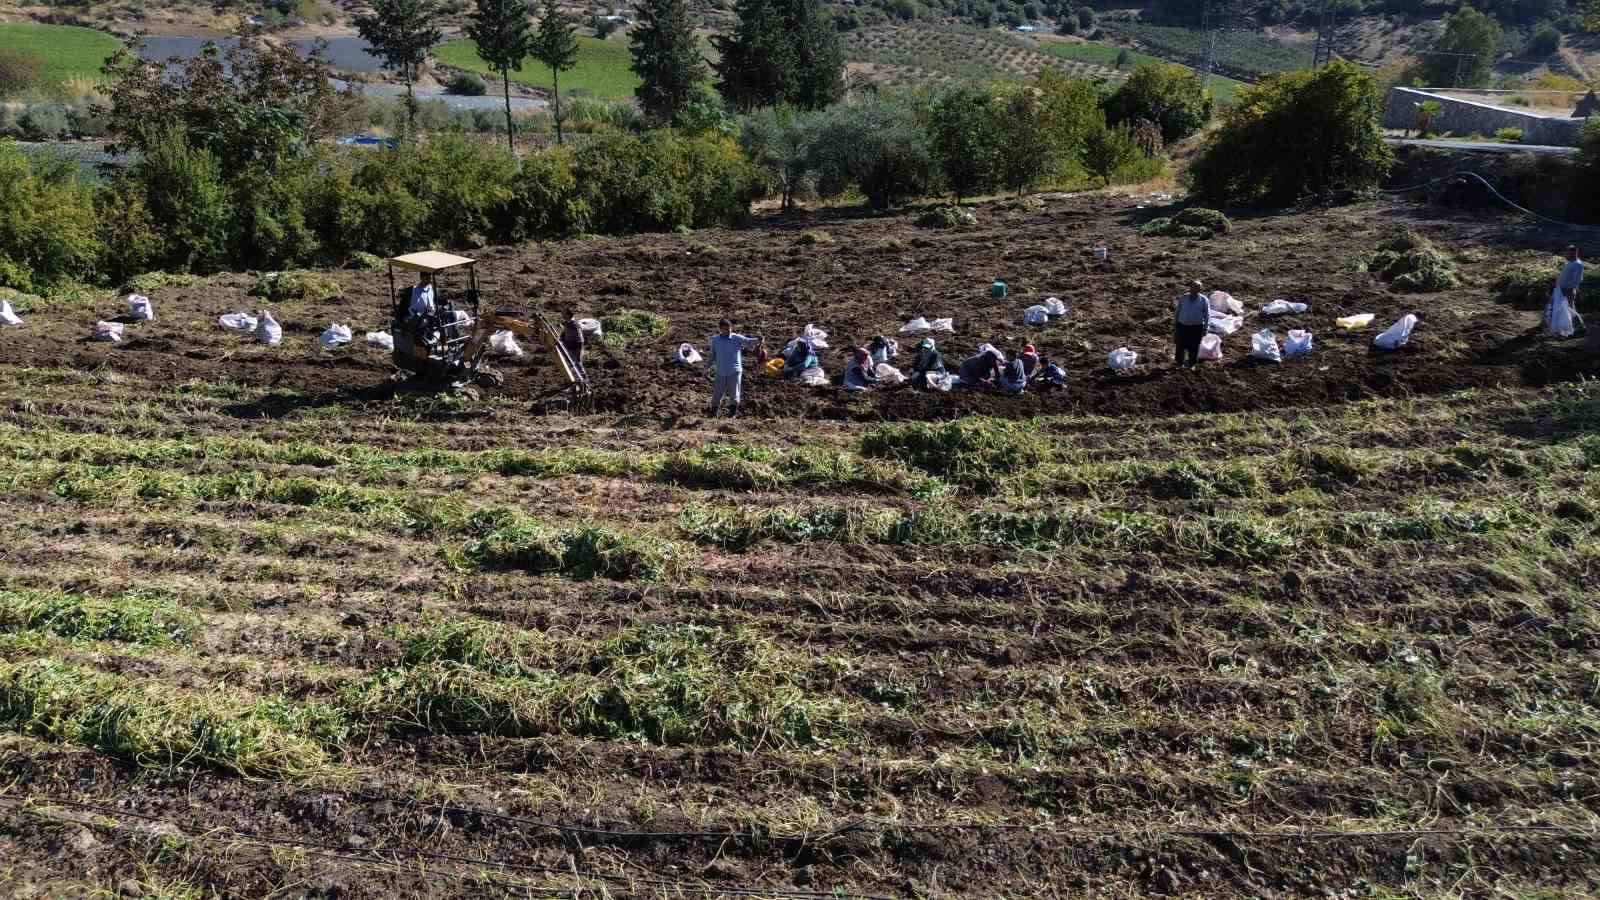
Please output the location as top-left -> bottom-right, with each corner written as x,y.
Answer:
408,272 -> 437,319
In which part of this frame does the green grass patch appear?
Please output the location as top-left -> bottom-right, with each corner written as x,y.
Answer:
599,308 -> 668,348
121,271 -> 201,295
0,658 -> 339,776
0,24 -> 123,92
354,622 -> 843,748
861,418 -> 1052,491
433,34 -> 640,99
250,270 -> 344,302
460,509 -> 684,581
0,588 -> 198,645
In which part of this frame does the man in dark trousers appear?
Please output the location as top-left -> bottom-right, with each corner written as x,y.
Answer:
1173,279 -> 1211,369
559,308 -> 586,375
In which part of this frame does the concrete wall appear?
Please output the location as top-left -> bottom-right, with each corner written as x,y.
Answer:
1383,87 -> 1586,147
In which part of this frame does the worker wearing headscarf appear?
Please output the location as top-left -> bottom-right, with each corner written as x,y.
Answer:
843,346 -> 879,391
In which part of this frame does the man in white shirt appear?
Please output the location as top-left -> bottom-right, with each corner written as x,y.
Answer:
408,273 -> 437,318
1557,245 -> 1585,336
1173,279 -> 1212,368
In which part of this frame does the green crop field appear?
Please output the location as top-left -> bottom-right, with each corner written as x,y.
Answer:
1101,20 -> 1315,78
845,25 -> 1125,91
433,34 -> 640,99
1035,38 -> 1247,103
0,23 -> 123,91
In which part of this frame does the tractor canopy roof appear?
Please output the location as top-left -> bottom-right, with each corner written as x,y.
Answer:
389,251 -> 476,274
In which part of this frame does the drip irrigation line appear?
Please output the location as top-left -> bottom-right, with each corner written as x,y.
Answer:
0,794 -> 898,900
1379,170 -> 1600,232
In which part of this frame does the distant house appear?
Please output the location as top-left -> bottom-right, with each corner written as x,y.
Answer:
1016,24 -> 1036,32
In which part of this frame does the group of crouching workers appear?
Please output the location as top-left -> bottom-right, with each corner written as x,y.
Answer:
705,317 -> 1068,418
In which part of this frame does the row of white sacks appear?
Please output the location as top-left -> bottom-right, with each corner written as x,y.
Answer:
1108,313 -> 1418,372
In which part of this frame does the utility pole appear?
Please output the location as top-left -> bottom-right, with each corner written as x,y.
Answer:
1313,0 -> 1335,67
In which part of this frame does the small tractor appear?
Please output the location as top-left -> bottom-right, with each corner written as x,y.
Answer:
386,251 -> 591,408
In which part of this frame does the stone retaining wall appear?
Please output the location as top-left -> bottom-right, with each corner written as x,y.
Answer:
1383,87 -> 1585,147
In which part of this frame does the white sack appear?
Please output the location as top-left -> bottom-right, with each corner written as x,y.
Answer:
255,310 -> 282,346
925,371 -> 955,392
1043,296 -> 1067,316
1198,333 -> 1222,361
219,312 -> 256,332
977,342 -> 1007,364
1208,290 -> 1244,316
899,316 -> 932,334
800,323 -> 829,350
366,330 -> 394,351
91,321 -> 124,343
1261,299 -> 1308,316
1373,314 -> 1418,350
1547,288 -> 1574,338
0,300 -> 21,327
1107,347 -> 1137,373
319,323 -> 352,349
1023,305 -> 1050,325
875,363 -> 907,386
577,317 -> 603,340
1250,328 -> 1282,362
127,294 -> 154,322
1209,314 -> 1243,336
676,342 -> 702,365
1284,329 -> 1313,358
490,330 -> 525,357
1335,313 -> 1375,330
799,366 -> 828,387
930,317 -> 955,332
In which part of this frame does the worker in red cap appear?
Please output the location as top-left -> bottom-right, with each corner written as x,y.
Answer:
1019,344 -> 1041,382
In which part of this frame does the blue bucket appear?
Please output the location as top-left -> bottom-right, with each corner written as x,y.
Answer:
991,281 -> 1007,299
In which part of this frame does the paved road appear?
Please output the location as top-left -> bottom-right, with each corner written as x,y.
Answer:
1387,138 -> 1578,156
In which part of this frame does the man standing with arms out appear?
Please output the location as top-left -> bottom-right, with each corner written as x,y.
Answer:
1558,245 -> 1586,336
1173,279 -> 1211,369
707,318 -> 761,418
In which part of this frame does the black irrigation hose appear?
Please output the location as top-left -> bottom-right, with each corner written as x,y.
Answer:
0,794 -> 899,900
1379,170 -> 1600,232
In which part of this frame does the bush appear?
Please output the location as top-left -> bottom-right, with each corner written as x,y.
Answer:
130,128 -> 234,272
495,145 -> 592,241
807,98 -> 939,210
1189,62 -> 1393,206
1493,127 -> 1523,142
0,48 -> 45,96
0,141 -> 102,292
1102,63 -> 1212,145
446,72 -> 488,95
572,131 -> 761,235
1140,207 -> 1230,239
1524,23 -> 1560,57
1369,230 -> 1460,293
230,157 -> 321,270
18,103 -> 69,141
914,205 -> 978,229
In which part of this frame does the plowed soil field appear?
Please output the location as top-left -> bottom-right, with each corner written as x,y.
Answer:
1,193 -> 1598,898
